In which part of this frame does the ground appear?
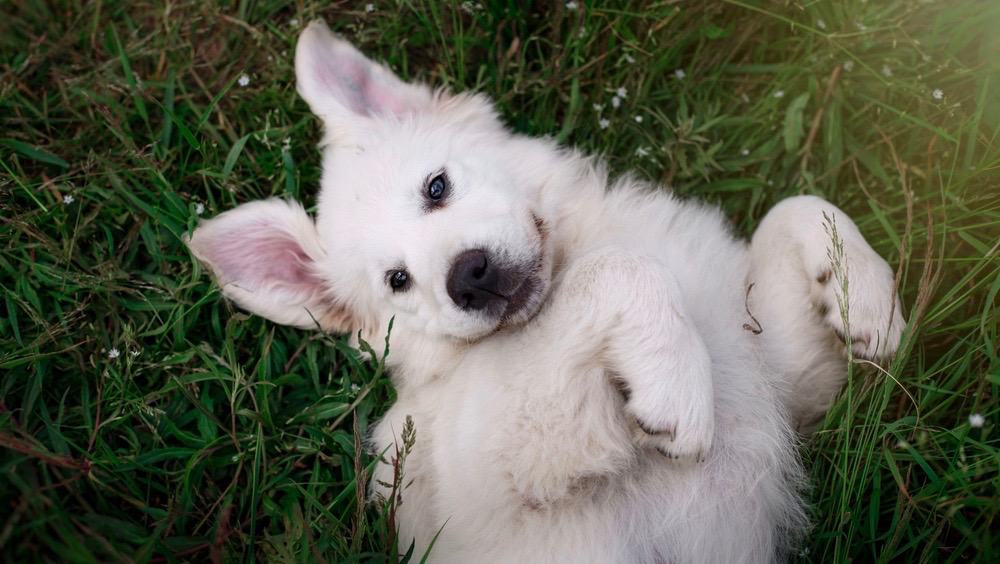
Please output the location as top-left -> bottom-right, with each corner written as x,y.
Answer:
1,1 -> 998,562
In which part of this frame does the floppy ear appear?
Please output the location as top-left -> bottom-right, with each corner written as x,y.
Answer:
185,199 -> 354,332
295,20 -> 432,122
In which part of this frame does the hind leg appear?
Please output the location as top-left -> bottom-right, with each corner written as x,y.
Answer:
748,196 -> 906,430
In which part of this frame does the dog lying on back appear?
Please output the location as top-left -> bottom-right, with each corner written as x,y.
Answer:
187,21 -> 906,563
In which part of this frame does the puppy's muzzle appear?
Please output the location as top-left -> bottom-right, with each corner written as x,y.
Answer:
447,249 -> 520,316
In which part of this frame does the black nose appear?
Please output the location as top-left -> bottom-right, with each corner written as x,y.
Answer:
447,249 -> 506,312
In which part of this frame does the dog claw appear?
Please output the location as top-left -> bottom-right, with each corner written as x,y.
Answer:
636,418 -> 677,441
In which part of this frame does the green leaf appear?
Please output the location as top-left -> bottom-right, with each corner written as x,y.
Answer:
782,93 -> 810,153
0,139 -> 69,168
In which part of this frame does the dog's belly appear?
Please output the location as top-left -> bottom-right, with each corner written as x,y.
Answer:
375,188 -> 802,563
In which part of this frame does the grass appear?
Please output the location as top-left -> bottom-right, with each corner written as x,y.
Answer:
1,0 -> 998,561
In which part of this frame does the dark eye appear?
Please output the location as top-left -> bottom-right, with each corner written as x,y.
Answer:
427,173 -> 448,202
387,269 -> 410,292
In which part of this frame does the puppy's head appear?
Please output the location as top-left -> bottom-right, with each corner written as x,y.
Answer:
187,21 -> 554,342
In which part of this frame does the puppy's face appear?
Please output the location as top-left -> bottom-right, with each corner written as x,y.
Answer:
187,21 -> 553,341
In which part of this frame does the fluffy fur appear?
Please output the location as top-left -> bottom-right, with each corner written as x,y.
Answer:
186,21 -> 906,563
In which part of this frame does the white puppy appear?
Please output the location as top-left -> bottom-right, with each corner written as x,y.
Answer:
187,21 -> 906,563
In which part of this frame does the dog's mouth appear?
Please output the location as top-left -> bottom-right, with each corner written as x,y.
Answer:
494,213 -> 550,329
498,265 -> 543,324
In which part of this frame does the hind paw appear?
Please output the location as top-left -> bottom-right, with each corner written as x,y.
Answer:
811,248 -> 906,360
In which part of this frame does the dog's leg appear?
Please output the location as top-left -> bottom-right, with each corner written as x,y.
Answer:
504,250 -> 715,507
564,250 -> 715,461
748,195 -> 906,429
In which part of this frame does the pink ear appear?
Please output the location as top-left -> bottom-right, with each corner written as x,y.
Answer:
201,222 -> 321,295
186,199 -> 354,331
295,20 -> 432,120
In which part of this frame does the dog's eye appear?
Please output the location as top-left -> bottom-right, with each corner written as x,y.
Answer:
387,269 -> 411,292
426,173 -> 448,204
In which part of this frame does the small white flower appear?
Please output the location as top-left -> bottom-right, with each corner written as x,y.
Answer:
932,89 -> 943,100
578,26 -> 586,38
674,68 -> 686,80
922,54 -> 931,62
592,103 -> 604,112
773,90 -> 785,98
598,118 -> 610,129
351,383 -> 361,393
895,439 -> 909,449
365,3 -> 375,12
107,348 -> 120,359
843,60 -> 855,72
611,96 -> 621,109
969,413 -> 985,428
635,147 -> 650,157
195,202 -> 205,215
816,19 -> 826,30
616,86 -> 628,98
624,54 -> 636,64
237,73 -> 250,87
130,349 -> 141,358
881,65 -> 893,77
565,1 -> 578,10
289,17 -> 299,26
634,115 -> 643,123
62,194 -> 74,204
740,148 -> 750,156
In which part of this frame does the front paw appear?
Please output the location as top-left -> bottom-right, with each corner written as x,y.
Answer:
623,356 -> 715,463
631,406 -> 713,463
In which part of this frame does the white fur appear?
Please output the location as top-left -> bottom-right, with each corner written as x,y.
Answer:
187,21 -> 906,563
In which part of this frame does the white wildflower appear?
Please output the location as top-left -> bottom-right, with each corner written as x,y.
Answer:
130,349 -> 141,358
773,90 -> 785,99
616,86 -> 628,98
635,146 -> 650,157
289,17 -> 299,26
624,54 -> 636,64
674,68 -> 686,80
843,60 -> 855,72
816,19 -> 826,30
237,73 -> 250,87
578,26 -> 586,38
365,3 -> 375,12
881,65 -> 892,77
611,96 -> 621,108
969,413 -> 985,428
598,118 -> 610,129
351,383 -> 361,393
107,348 -> 120,360
741,148 -> 750,156
62,194 -> 75,204
634,115 -> 643,123
565,1 -> 578,10
932,89 -> 943,100
922,54 -> 931,62
592,103 -> 604,112
195,202 -> 205,215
